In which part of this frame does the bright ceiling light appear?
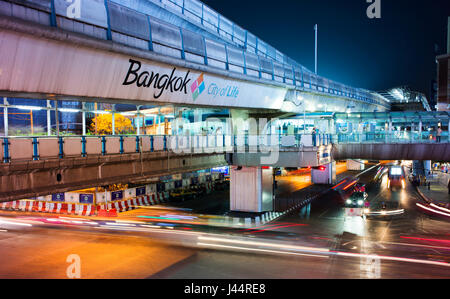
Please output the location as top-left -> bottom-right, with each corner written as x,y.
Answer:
120,112 -> 136,116
17,105 -> 43,111
59,108 -> 80,113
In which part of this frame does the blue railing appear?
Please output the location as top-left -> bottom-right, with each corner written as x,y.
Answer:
0,0 -> 390,109
0,134 -> 333,163
335,132 -> 450,144
3,132 -> 446,163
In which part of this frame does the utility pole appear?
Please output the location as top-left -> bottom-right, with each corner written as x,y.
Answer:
314,24 -> 318,74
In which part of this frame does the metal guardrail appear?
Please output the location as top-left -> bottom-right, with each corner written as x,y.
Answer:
0,134 -> 333,163
0,0 -> 389,109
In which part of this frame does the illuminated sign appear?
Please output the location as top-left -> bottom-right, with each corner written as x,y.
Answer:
79,194 -> 94,204
123,59 -> 240,103
122,59 -> 191,99
211,166 -> 229,175
111,191 -> 123,201
136,187 -> 146,196
191,73 -> 205,101
207,83 -> 239,99
52,193 -> 65,202
1,33 -> 287,110
390,167 -> 402,176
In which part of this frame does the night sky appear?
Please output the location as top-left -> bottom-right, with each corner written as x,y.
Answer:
202,0 -> 450,101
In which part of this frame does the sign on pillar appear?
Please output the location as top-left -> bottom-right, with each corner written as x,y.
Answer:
311,162 -> 336,185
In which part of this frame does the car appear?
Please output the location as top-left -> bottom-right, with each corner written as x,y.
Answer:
345,192 -> 369,208
387,165 -> 406,190
355,183 -> 366,192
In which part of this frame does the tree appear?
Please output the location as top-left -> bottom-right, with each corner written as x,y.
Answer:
89,112 -> 135,135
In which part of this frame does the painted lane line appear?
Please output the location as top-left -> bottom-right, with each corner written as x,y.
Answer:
331,251 -> 450,268
379,241 -> 450,251
416,203 -> 450,217
198,236 -> 330,253
197,242 -> 329,259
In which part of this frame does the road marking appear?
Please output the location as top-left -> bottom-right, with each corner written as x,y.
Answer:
197,236 -> 450,268
248,224 -> 308,233
332,251 -> 450,268
0,218 -> 32,227
378,219 -> 391,242
197,242 -> 329,259
318,209 -> 329,218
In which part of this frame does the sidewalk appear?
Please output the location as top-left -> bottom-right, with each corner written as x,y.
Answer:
417,184 -> 450,208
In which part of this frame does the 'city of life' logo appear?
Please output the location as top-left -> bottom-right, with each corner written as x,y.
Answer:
191,73 -> 205,101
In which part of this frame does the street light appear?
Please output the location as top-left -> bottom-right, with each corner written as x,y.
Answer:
314,24 -> 318,74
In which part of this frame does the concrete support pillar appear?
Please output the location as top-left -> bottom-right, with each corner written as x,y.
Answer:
136,106 -> 141,136
311,161 -> 336,185
111,104 -> 116,136
193,108 -> 202,135
419,120 -> 422,140
346,159 -> 365,171
230,166 -> 273,213
412,160 -> 424,177
387,118 -> 393,143
47,100 -> 52,136
3,97 -> 8,137
424,160 -> 432,177
230,109 -> 253,135
81,102 -> 86,136
55,100 -> 59,136
94,102 -> 98,135
328,119 -> 334,135
112,112 -> 115,135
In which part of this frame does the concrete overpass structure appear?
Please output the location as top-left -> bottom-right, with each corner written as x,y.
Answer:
1,131 -> 449,203
0,0 -> 389,114
333,143 -> 450,161
0,0 -> 448,214
0,134 -> 332,201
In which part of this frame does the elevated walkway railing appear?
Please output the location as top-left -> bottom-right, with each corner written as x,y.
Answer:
3,132 -> 448,163
0,134 -> 333,163
334,132 -> 450,144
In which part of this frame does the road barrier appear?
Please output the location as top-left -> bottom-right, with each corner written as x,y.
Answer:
0,200 -> 97,216
0,191 -> 173,216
